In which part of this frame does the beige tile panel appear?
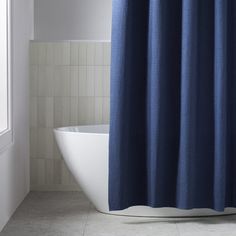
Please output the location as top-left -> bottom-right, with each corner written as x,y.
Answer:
38,66 -> 54,96
29,41 -> 111,190
37,97 -> 54,128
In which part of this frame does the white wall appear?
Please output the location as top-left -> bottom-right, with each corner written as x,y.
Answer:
34,0 -> 112,40
0,0 -> 33,231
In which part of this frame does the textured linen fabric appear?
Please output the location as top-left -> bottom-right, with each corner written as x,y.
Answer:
109,0 -> 236,211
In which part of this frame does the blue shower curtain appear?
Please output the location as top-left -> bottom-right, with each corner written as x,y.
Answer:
109,0 -> 236,211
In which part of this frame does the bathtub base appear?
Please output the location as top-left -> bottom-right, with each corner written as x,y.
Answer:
97,206 -> 236,218
54,125 -> 236,218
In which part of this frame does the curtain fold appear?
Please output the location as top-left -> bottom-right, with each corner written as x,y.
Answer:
109,0 -> 236,211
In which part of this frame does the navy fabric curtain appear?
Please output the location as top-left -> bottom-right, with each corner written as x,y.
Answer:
109,0 -> 236,211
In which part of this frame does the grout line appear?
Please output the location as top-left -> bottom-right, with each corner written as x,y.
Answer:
82,203 -> 92,236
175,222 -> 181,236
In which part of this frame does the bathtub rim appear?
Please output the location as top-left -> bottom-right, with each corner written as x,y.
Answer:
54,124 -> 109,135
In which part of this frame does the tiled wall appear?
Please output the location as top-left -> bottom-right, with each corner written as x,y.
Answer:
30,41 -> 111,190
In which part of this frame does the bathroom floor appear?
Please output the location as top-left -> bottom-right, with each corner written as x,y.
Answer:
1,192 -> 236,236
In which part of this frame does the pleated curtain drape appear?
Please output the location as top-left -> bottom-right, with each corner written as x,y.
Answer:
109,0 -> 236,211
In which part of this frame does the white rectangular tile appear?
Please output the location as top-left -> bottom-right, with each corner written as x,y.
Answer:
38,66 -> 54,97
78,97 -> 95,125
70,97 -> 79,126
45,159 -> 54,185
102,97 -> 110,124
54,97 -> 70,128
78,66 -> 87,96
54,66 -> 70,96
94,42 -> 103,65
70,42 -> 79,65
94,66 -> 103,96
86,43 -> 95,65
37,159 -> 46,185
38,43 -> 47,65
103,42 -> 111,65
37,128 -> 54,159
38,97 -> 54,128
86,66 -> 95,96
30,42 -> 38,65
61,162 -> 71,185
78,97 -> 87,125
78,42 -> 87,65
29,66 -> 38,97
70,66 -> 79,96
30,159 -> 37,185
95,97 -> 103,124
76,65 -> 95,97
45,43 -> 54,65
53,160 -> 62,184
30,97 -> 37,128
30,128 -> 38,158
103,66 -> 110,97
53,42 -> 70,65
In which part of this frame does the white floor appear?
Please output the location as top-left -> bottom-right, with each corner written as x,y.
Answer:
1,192 -> 236,236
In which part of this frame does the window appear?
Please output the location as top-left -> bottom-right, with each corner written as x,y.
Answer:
0,0 -> 12,151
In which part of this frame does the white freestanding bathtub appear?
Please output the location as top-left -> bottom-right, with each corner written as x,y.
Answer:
54,124 -> 236,217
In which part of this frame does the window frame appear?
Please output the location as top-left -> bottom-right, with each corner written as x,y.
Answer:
0,0 -> 13,152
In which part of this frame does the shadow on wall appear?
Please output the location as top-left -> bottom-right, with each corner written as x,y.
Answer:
34,0 -> 112,40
